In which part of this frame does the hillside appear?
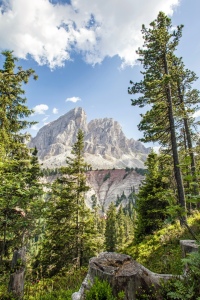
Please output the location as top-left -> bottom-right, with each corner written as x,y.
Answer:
42,168 -> 144,211
85,168 -> 143,211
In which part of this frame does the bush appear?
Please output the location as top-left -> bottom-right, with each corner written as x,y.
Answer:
85,277 -> 124,300
23,267 -> 87,300
160,247 -> 200,299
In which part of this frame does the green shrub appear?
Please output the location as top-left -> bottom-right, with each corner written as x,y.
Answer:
85,277 -> 124,300
135,284 -> 160,299
156,245 -> 200,300
23,267 -> 87,300
125,212 -> 200,274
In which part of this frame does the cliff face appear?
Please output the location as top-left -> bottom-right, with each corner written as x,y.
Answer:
29,107 -> 150,169
30,107 -> 88,160
42,169 -> 144,211
85,169 -> 143,211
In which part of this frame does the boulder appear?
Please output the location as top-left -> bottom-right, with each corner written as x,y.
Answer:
180,239 -> 199,258
180,239 -> 199,275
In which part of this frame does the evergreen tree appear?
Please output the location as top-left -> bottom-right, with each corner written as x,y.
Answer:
128,12 -> 188,221
116,206 -> 125,250
172,59 -> 200,199
134,151 -> 170,243
0,51 -> 43,284
105,202 -> 117,252
0,51 -> 37,150
39,130 -> 97,276
0,51 -> 41,261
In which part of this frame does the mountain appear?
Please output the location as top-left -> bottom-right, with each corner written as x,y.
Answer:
43,168 -> 144,212
85,169 -> 144,211
29,107 -> 151,169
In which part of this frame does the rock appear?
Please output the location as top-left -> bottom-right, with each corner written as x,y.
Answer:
72,252 -> 174,300
180,240 -> 199,275
43,169 -> 144,211
29,107 -> 151,170
72,273 -> 92,300
85,169 -> 143,210
29,107 -> 88,160
180,240 -> 199,258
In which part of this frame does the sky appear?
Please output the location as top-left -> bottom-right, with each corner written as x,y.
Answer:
0,0 -> 200,148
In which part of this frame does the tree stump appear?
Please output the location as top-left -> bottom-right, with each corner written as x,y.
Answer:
72,252 -> 175,300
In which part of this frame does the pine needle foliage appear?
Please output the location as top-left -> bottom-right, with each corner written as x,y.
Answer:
128,12 -> 200,221
39,130 -> 98,276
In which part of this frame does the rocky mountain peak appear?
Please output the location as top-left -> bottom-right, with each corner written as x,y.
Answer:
29,107 -> 151,169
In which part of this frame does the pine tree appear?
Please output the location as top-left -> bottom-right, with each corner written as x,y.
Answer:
116,206 -> 125,250
128,12 -> 192,222
0,51 -> 37,150
0,52 -> 43,299
0,51 -> 41,264
39,130 -> 97,276
134,151 -> 170,243
105,202 -> 117,252
172,58 -> 200,199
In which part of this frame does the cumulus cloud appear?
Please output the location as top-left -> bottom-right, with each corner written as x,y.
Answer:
42,116 -> 49,122
33,104 -> 49,114
0,0 -> 180,68
153,146 -> 161,154
193,110 -> 200,118
66,96 -> 81,103
31,124 -> 40,131
53,107 -> 58,114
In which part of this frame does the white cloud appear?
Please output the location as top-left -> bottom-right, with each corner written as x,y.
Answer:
53,107 -> 58,114
42,116 -> 49,122
193,110 -> 200,118
153,146 -> 161,154
0,0 -> 180,68
31,124 -> 40,131
66,96 -> 81,103
33,104 -> 49,115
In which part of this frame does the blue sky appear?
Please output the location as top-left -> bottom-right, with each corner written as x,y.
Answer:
0,0 -> 200,147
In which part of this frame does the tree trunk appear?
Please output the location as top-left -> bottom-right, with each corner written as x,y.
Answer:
8,247 -> 26,299
164,53 -> 187,221
177,83 -> 199,199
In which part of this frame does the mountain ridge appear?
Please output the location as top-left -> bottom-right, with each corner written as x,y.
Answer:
29,107 -> 151,169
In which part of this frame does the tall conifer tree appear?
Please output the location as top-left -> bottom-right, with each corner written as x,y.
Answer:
0,51 -> 42,267
128,12 -> 195,222
40,130 -> 97,276
134,152 -> 170,243
105,202 -> 117,252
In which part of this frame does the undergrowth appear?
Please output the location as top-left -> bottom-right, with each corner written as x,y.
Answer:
85,277 -> 124,300
124,211 -> 200,274
0,267 -> 87,300
24,267 -> 87,300
1,213 -> 200,299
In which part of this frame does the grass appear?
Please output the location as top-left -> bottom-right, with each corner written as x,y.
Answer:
23,267 -> 88,300
124,211 -> 200,274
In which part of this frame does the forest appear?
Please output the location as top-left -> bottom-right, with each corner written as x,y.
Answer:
0,11 -> 200,300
